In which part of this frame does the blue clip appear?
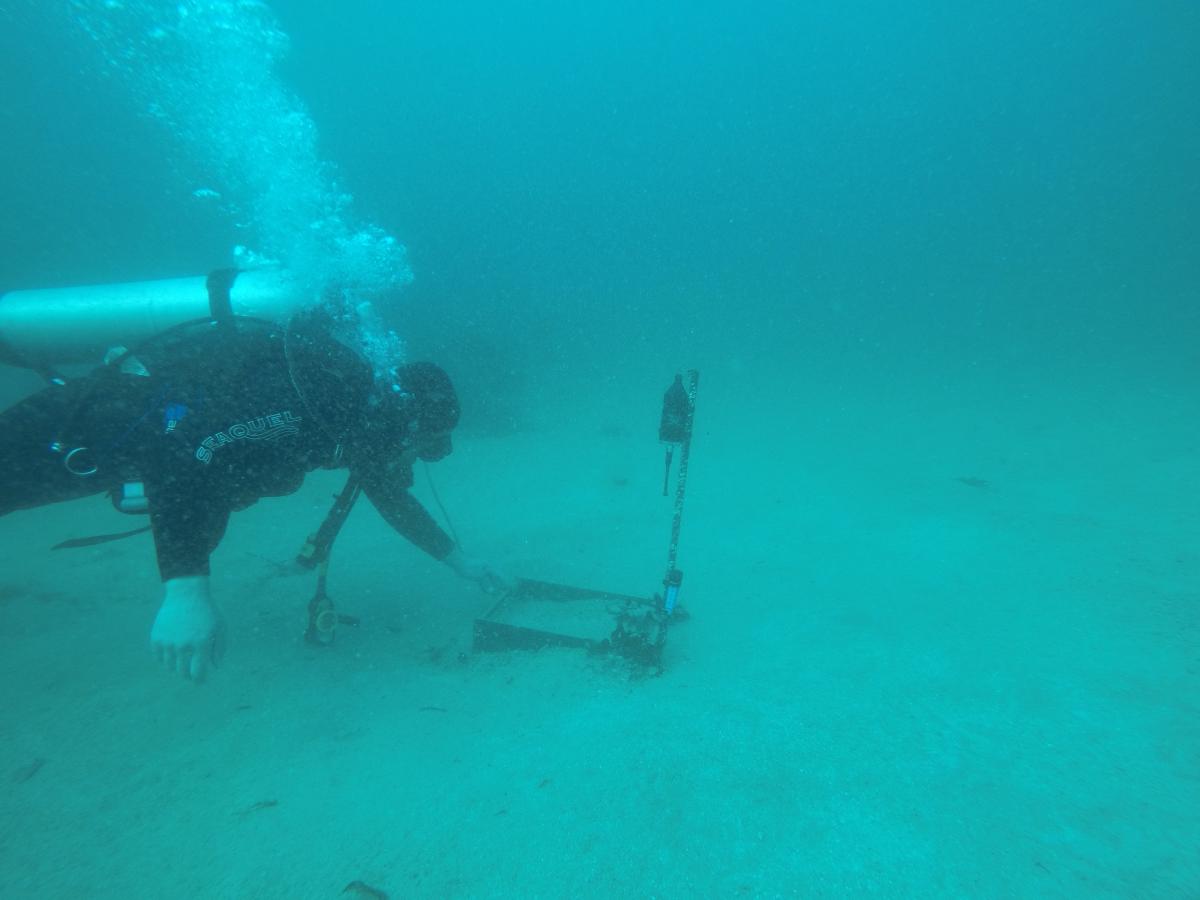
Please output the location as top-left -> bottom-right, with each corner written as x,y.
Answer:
164,402 -> 188,434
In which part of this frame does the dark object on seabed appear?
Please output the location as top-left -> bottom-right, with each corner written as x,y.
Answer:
343,881 -> 388,899
604,606 -> 671,670
236,799 -> 278,819
473,372 -> 699,674
11,758 -> 46,783
956,476 -> 989,489
473,578 -> 682,673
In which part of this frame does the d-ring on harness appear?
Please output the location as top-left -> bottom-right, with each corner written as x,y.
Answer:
61,445 -> 98,476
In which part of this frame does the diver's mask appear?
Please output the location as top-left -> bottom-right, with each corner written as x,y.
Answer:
370,362 -> 459,466
415,428 -> 453,462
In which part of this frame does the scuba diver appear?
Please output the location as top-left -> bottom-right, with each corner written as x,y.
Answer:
0,308 -> 509,682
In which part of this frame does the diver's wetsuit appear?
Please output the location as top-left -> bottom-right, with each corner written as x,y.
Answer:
0,317 -> 454,579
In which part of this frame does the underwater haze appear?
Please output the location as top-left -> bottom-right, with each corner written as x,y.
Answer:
1,1 -> 1198,898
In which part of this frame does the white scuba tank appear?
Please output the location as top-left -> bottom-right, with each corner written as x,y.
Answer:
0,267 -> 309,367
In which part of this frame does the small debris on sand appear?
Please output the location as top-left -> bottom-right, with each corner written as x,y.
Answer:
12,758 -> 46,783
343,880 -> 388,899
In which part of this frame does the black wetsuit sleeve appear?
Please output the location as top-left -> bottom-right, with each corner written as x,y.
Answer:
147,479 -> 232,579
359,464 -> 455,561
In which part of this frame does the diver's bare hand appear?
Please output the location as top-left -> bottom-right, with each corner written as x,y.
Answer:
150,576 -> 227,682
444,548 -> 514,595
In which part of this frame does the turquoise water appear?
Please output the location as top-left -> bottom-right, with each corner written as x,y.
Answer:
1,2 -> 1197,897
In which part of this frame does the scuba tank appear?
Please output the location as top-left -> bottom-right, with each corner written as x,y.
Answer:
0,267 -> 307,368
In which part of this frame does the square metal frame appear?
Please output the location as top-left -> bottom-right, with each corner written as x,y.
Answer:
472,577 -> 667,667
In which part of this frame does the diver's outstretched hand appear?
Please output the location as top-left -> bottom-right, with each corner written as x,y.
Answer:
150,576 -> 227,682
444,547 -> 514,595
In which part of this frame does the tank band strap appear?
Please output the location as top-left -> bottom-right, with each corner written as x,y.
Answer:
206,268 -> 240,323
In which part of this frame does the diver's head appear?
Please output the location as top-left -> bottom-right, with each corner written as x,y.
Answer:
285,304 -> 458,460
388,361 -> 460,461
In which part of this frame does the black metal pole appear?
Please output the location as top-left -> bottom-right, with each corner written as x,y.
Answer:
662,370 -> 698,614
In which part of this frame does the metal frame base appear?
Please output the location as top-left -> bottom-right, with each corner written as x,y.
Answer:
472,578 -> 672,670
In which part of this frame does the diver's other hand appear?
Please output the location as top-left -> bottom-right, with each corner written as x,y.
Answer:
150,576 -> 226,682
444,547 -> 513,595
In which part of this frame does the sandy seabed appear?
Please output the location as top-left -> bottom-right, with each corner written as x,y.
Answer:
1,358 -> 1197,899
